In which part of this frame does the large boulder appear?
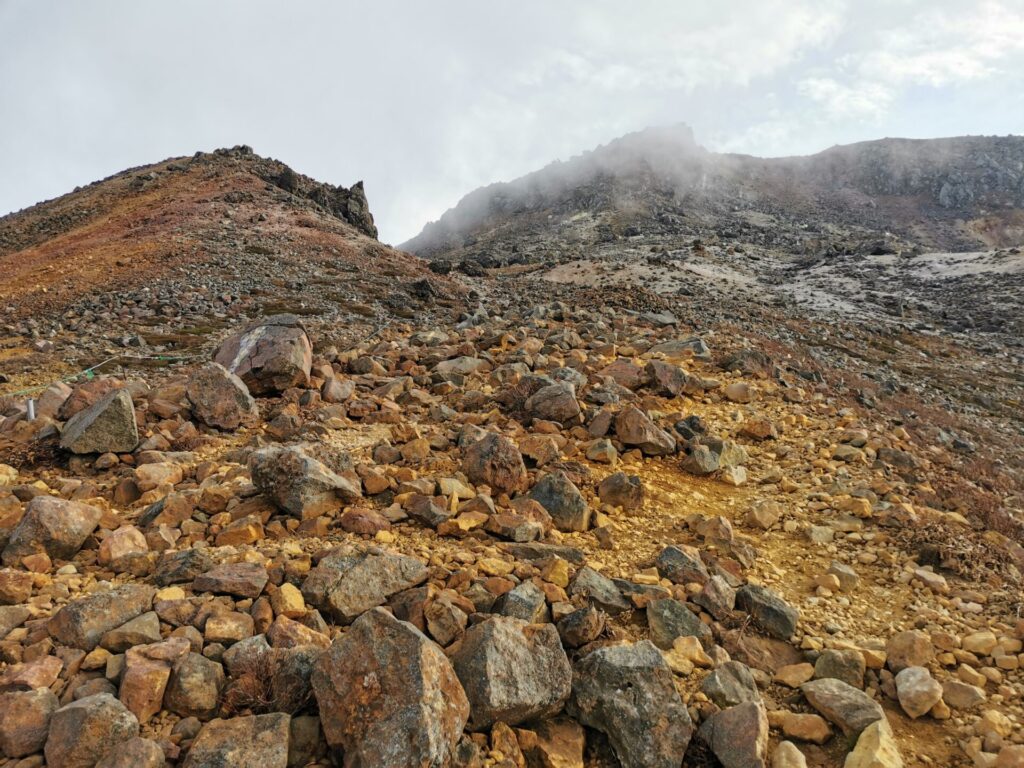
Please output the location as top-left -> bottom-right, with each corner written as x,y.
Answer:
0,687 -> 58,757
183,713 -> 291,768
59,388 -> 139,454
301,549 -> 428,623
524,382 -> 582,425
48,583 -> 156,650
2,495 -> 101,566
44,693 -> 140,768
736,584 -> 799,640
529,471 -> 590,532
250,444 -> 361,518
213,314 -> 313,395
567,640 -> 693,768
614,407 -> 676,456
165,652 -> 226,720
186,363 -> 259,430
462,432 -> 528,494
311,607 -> 469,767
698,701 -> 769,768
451,616 -> 572,729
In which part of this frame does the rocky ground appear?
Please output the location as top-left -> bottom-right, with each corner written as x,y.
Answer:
1,143 -> 1023,768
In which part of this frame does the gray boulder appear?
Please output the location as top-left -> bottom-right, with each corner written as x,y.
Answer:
451,616 -> 571,729
213,314 -> 312,395
529,471 -> 590,532
60,388 -> 138,454
250,444 -> 361,518
568,640 -> 693,768
301,549 -> 428,623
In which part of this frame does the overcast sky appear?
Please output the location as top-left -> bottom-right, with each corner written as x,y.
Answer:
2,1 -> 1023,243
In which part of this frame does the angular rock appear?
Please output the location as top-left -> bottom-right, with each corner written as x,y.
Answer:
44,693 -> 140,768
615,407 -> 676,456
814,648 -> 866,689
885,630 -> 933,674
60,388 -> 139,454
183,713 -> 291,768
48,583 -> 156,650
894,666 -> 942,719
647,598 -> 713,650
120,636 -> 191,723
311,607 -> 469,768
101,736 -> 167,768
187,363 -> 259,430
569,566 -> 630,615
597,471 -> 644,511
2,495 -> 102,565
567,640 -> 693,768
301,549 -> 428,624
681,443 -> 720,475
702,661 -> 762,708
655,544 -> 709,585
524,382 -> 581,425
844,718 -> 904,768
698,701 -> 769,768
452,616 -> 572,729
529,471 -> 590,532
0,687 -> 58,757
194,562 -> 269,599
165,652 -> 226,720
557,605 -> 606,648
736,584 -> 799,640
101,610 -> 162,652
213,314 -> 312,395
801,678 -> 884,739
250,444 -> 361,518
462,432 -> 528,494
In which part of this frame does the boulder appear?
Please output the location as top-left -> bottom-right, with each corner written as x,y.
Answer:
101,736 -> 167,768
2,495 -> 102,565
647,598 -> 713,650
311,607 -> 469,767
894,666 -> 942,719
801,678 -> 884,739
524,382 -> 581,425
249,444 -> 361,518
736,584 -> 799,640
451,616 -> 571,729
462,432 -> 528,494
186,363 -> 259,430
183,713 -> 291,768
44,693 -> 140,768
119,636 -> 191,723
701,661 -> 762,708
213,314 -> 312,395
614,407 -> 676,456
0,687 -> 58,757
529,471 -> 591,532
655,544 -> 709,585
48,583 -> 156,650
597,471 -> 644,511
567,640 -> 693,768
885,631 -> 933,674
843,718 -> 904,768
569,566 -> 630,615
301,549 -> 428,623
194,562 -> 269,599
60,388 -> 139,454
165,652 -> 226,720
698,701 -> 769,768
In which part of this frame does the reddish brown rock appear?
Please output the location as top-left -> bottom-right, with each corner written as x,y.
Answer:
44,692 -> 140,768
462,432 -> 528,494
311,607 -> 469,767
186,363 -> 259,430
119,636 -> 191,723
0,688 -> 58,757
2,495 -> 102,566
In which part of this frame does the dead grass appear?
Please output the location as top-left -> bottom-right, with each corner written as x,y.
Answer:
220,649 -> 313,717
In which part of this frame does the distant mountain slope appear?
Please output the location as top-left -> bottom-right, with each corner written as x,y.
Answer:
402,125 -> 1024,262
0,145 -> 432,322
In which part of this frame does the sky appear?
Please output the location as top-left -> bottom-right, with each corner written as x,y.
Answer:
2,1 -> 1023,244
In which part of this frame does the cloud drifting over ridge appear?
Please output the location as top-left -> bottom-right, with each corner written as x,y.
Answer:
0,0 -> 1022,242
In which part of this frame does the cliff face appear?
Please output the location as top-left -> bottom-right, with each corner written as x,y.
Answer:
402,126 -> 1024,260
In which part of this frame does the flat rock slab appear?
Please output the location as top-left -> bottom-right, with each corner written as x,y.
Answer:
193,562 -> 269,599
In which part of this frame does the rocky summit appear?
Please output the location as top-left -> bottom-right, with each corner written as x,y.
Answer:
0,132 -> 1022,768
